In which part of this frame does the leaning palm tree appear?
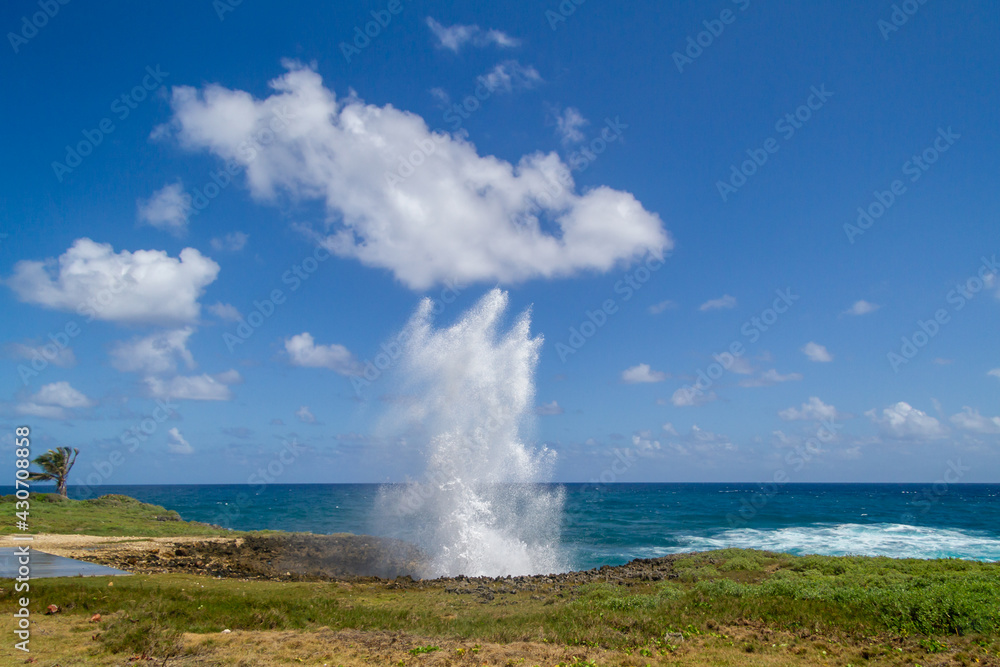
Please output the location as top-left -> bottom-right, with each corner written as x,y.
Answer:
27,447 -> 79,498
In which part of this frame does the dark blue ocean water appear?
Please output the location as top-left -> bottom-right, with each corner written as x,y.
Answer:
12,483 -> 1000,570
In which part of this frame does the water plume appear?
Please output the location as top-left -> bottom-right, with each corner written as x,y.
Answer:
376,289 -> 565,577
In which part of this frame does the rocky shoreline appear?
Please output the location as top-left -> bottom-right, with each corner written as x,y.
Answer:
58,533 -> 697,594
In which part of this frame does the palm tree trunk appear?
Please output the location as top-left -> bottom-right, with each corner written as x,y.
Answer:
57,477 -> 68,498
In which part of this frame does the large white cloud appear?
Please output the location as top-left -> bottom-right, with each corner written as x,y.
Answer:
110,328 -> 196,375
866,401 -> 948,440
5,238 -> 219,325
165,62 -> 670,290
284,332 -> 360,375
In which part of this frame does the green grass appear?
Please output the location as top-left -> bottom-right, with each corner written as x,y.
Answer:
6,549 -> 998,649
0,493 -> 235,537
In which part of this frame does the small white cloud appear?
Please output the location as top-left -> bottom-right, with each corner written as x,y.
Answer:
6,238 -> 219,325
555,107 -> 588,144
208,302 -> 243,322
167,427 -> 194,455
16,381 -> 94,420
210,232 -> 249,252
670,386 -> 717,407
296,405 -> 317,424
989,368 -> 1000,380
699,295 -> 736,311
647,299 -> 677,314
110,328 -> 196,375
866,401 -> 948,440
426,17 -> 519,52
843,300 -> 880,316
478,60 -> 542,94
8,341 -> 76,368
535,400 -> 564,415
145,372 -> 238,401
621,363 -> 667,384
727,356 -> 755,375
284,333 -> 361,376
739,368 -> 803,388
662,422 -> 679,436
213,369 -> 243,385
137,182 -> 191,237
802,341 -> 833,363
779,397 -> 838,421
950,407 -> 1000,434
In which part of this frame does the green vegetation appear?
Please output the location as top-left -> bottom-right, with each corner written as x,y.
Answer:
0,493 -> 233,536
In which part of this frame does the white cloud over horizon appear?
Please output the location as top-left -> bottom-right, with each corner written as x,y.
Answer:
167,427 -> 194,454
866,401 -> 948,440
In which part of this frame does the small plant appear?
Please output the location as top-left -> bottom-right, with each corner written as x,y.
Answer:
409,645 -> 440,655
920,638 -> 948,653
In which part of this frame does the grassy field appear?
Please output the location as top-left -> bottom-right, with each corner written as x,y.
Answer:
0,493 -> 233,537
2,495 -> 999,665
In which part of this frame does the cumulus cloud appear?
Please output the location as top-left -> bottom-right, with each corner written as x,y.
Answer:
167,427 -> 194,454
779,397 -> 838,421
5,238 -> 219,325
8,341 -> 76,368
110,328 -> 196,375
145,370 -> 240,401
284,333 -> 361,375
699,295 -> 736,311
210,231 -> 249,252
738,368 -> 803,388
208,302 -> 243,322
295,405 -> 317,424
648,299 -> 676,314
621,363 -> 667,384
866,402 -> 948,440
843,299 -> 880,316
165,62 -> 669,289
802,341 -> 833,362
535,400 -> 564,415
670,386 -> 717,407
426,17 -> 519,51
16,381 -> 94,420
137,182 -> 192,236
950,407 -> 1000,434
555,107 -> 587,144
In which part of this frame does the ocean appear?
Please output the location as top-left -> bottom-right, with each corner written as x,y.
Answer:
25,482 -> 1000,571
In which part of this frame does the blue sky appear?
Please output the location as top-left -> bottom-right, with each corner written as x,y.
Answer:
1,0 -> 998,486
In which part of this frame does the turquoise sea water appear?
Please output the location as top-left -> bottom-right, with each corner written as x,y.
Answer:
14,483 -> 1000,570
